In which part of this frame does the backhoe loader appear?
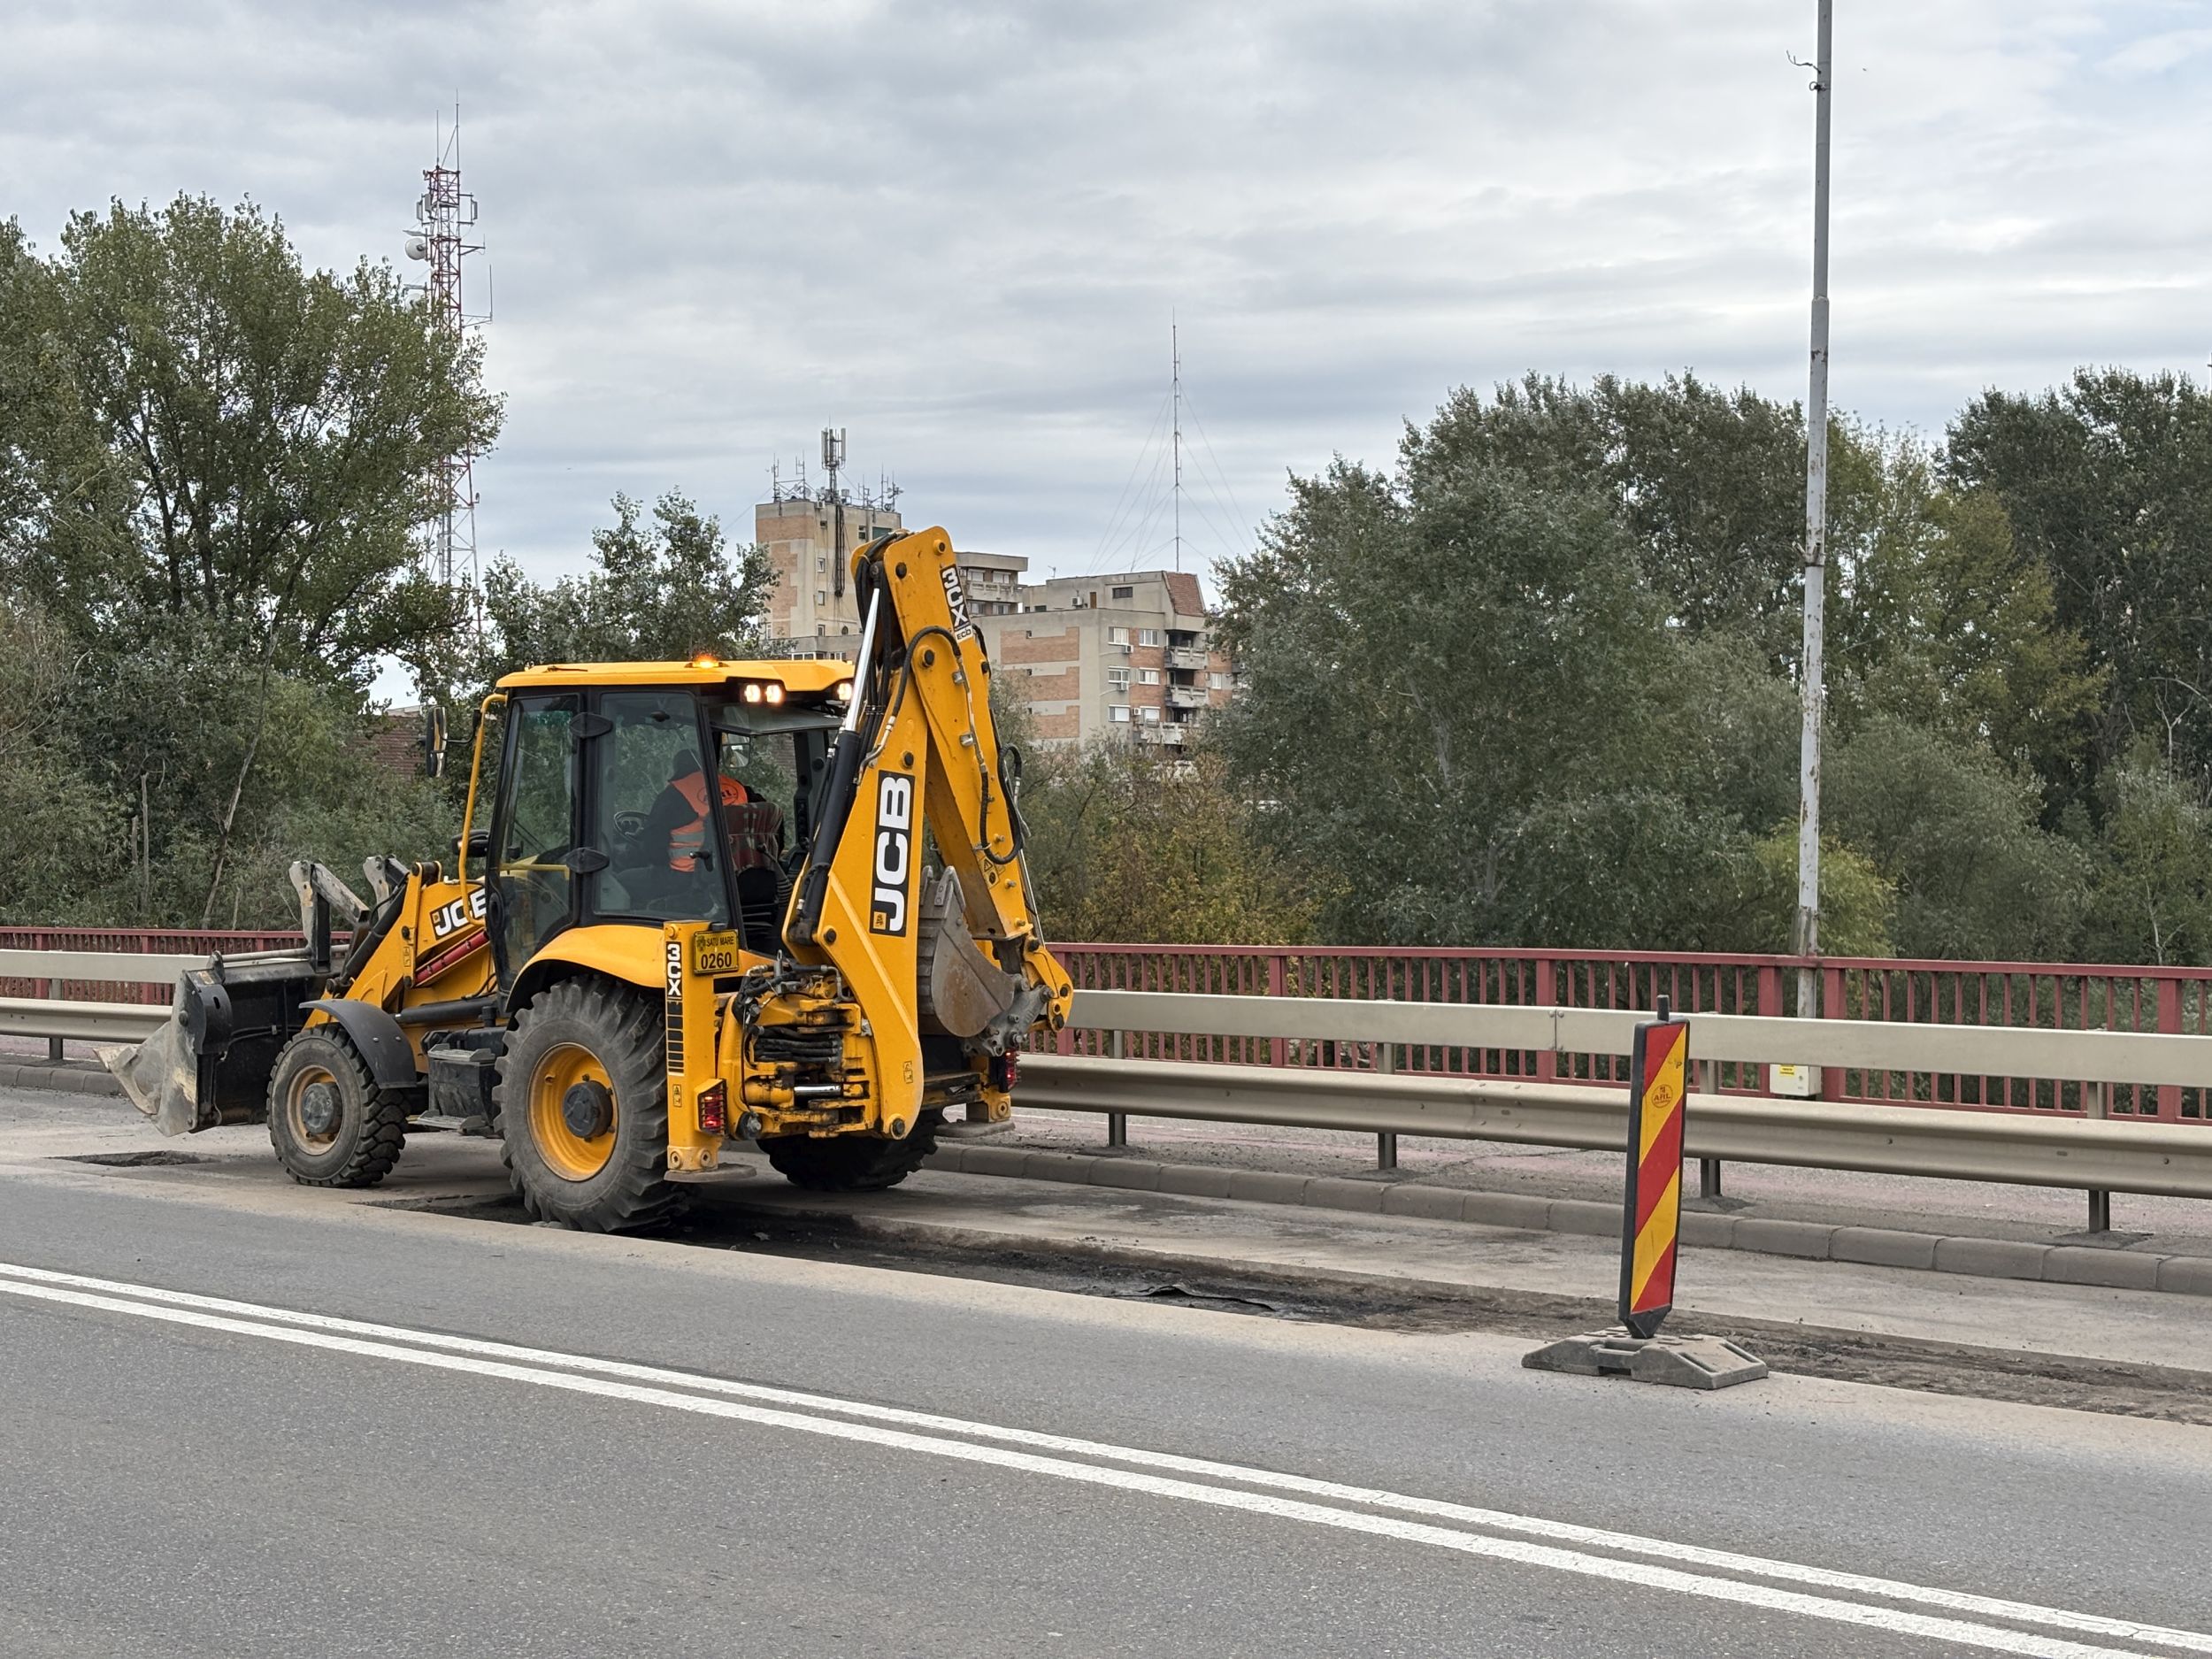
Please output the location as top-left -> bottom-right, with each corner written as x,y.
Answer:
104,528 -> 1074,1231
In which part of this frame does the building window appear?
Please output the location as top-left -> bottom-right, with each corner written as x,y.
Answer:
816,624 -> 826,636
1139,705 -> 1160,723
1108,669 -> 1131,691
817,556 -> 826,571
1108,626 -> 1128,645
1111,585 -> 1134,600
816,590 -> 826,604
1138,628 -> 1162,647
1139,668 -> 1160,685
1109,704 -> 1130,723
1210,672 -> 1231,689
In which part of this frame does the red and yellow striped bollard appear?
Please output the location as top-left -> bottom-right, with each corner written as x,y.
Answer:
1618,1010 -> 1689,1340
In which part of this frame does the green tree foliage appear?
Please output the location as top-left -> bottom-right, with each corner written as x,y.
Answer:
2078,745 -> 2212,966
0,196 -> 499,925
1214,427 -> 1803,948
1216,380 -> 2125,960
475,491 -> 775,683
1947,369 -> 2212,812
1018,742 -> 1320,945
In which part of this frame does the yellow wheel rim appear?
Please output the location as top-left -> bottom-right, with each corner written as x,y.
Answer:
284,1064 -> 342,1152
529,1042 -> 617,1182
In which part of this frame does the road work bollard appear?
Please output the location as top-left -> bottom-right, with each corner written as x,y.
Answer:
1523,997 -> 1767,1390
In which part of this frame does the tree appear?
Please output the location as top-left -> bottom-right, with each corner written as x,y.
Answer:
2078,745 -> 2212,966
0,601 -> 124,920
1946,369 -> 2212,810
1018,741 -> 1321,945
1825,716 -> 2089,961
1214,412 -> 1806,949
1829,449 -> 2104,815
0,195 -> 501,922
477,490 -> 775,681
1420,372 -> 1888,673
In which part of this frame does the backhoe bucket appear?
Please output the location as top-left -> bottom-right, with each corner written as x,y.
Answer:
100,959 -> 320,1136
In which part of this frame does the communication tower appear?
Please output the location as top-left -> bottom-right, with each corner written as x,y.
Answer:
819,426 -> 848,598
404,109 -> 487,596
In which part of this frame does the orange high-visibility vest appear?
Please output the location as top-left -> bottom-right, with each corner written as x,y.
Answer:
670,772 -> 749,872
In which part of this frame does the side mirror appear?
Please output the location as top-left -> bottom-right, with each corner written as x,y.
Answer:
458,827 -> 491,862
422,705 -> 449,779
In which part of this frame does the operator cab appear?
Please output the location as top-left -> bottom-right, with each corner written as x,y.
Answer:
481,662 -> 854,989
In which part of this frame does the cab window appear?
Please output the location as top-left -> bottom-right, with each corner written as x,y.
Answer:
590,691 -> 731,926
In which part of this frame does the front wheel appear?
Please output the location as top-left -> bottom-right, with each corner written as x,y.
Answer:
495,975 -> 686,1232
762,1109 -> 943,1192
267,1028 -> 409,1188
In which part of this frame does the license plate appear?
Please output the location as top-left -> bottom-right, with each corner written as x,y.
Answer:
690,930 -> 742,975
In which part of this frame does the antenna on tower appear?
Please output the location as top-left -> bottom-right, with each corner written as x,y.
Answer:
1171,316 -> 1184,572
404,102 -> 487,621
819,426 -> 848,598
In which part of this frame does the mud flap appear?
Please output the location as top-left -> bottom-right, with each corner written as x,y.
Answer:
99,959 -> 321,1136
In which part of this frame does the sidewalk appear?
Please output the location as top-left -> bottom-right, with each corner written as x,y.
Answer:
984,1105 -> 2212,1257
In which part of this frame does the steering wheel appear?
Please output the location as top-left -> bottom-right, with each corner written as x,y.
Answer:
614,810 -> 647,843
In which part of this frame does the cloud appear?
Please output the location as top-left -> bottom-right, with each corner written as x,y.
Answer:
4,0 -> 2209,601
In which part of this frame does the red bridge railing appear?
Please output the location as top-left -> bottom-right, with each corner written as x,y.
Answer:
1048,943 -> 2212,1125
6,929 -> 2206,1125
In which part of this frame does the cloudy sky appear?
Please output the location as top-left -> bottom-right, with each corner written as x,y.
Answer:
7,1 -> 2211,601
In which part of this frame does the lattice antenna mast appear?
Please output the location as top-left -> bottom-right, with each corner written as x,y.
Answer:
819,426 -> 848,598
1171,318 -> 1183,572
405,107 -> 485,598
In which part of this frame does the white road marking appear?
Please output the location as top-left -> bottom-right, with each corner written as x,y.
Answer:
0,1262 -> 2199,1658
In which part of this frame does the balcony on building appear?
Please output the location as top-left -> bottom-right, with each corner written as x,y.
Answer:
1165,685 -> 1209,710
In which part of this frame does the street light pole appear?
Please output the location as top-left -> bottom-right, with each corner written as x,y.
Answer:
1794,0 -> 1833,1023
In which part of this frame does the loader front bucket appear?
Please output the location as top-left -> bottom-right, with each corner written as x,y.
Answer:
99,960 -> 321,1136
101,1016 -> 204,1137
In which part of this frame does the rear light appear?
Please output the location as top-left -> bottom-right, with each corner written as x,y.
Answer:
989,1053 -> 1018,1092
696,1080 -> 727,1136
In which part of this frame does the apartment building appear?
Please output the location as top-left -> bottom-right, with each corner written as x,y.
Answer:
758,497 -> 1029,660
976,569 -> 1233,748
757,495 -> 909,650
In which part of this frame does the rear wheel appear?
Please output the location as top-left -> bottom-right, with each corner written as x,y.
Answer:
267,1028 -> 408,1188
495,974 -> 685,1232
762,1109 -> 943,1192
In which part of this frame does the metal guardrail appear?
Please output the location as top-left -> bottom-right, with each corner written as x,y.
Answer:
1041,991 -> 2212,1202
0,950 -> 202,1049
4,956 -> 2208,1203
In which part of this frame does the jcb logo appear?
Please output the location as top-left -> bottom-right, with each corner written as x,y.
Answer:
431,887 -> 488,940
870,772 -> 914,935
941,566 -> 976,641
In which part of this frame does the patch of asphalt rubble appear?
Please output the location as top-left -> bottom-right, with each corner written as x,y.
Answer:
396,1189 -> 2212,1428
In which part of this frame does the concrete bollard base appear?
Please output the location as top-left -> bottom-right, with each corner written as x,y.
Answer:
1522,1326 -> 1769,1390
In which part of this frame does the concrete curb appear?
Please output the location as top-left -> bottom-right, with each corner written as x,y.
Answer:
924,1142 -> 2212,1299
0,1062 -> 121,1098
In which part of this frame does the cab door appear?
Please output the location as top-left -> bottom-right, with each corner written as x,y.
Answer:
486,693 -> 580,987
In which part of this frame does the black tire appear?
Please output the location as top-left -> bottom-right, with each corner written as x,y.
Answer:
762,1108 -> 943,1193
267,1027 -> 409,1188
495,974 -> 686,1233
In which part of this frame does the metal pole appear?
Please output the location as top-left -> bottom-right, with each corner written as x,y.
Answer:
1375,1041 -> 1397,1170
1793,0 -> 1834,1029
1107,1028 -> 1128,1148
2085,1080 -> 2111,1233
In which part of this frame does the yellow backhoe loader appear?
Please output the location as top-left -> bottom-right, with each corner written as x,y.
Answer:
104,529 -> 1073,1231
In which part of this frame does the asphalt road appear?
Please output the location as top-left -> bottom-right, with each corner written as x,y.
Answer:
3,1153 -> 2209,1657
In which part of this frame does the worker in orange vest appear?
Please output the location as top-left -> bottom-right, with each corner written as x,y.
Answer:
657,752 -> 751,873
653,750 -> 786,874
